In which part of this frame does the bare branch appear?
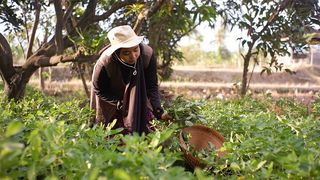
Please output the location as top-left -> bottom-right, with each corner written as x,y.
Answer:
133,9 -> 148,34
27,0 -> 41,58
60,54 -> 99,63
77,0 -> 97,29
62,1 -> 76,27
31,53 -> 99,67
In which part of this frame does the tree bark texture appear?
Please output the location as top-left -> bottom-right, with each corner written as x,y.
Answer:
240,56 -> 250,96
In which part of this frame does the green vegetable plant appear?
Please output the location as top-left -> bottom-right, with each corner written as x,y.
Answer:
1,86 -> 319,179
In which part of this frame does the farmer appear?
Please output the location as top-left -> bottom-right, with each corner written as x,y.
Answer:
90,25 -> 172,134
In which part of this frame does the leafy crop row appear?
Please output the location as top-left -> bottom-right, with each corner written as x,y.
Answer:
168,95 -> 320,179
1,86 -> 320,179
0,89 -> 192,179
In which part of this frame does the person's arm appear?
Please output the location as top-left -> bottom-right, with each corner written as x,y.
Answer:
92,61 -> 120,107
144,53 -> 164,119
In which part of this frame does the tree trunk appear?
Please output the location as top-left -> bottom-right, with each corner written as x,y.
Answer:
48,67 -> 52,82
5,77 -> 28,100
148,23 -> 161,56
240,56 -> 250,96
5,66 -> 38,100
39,67 -> 45,90
77,63 -> 90,98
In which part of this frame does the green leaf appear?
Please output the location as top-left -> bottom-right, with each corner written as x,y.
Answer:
230,162 -> 241,171
149,132 -> 160,148
185,120 -> 193,126
195,168 -> 211,180
5,121 -> 24,137
267,162 -> 274,177
27,163 -> 36,180
42,155 -> 56,166
244,14 -> 253,22
106,119 -> 117,132
159,128 -> 175,143
255,160 -> 267,171
287,151 -> 298,162
113,169 -> 131,180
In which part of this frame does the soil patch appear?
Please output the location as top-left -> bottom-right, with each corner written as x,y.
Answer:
28,65 -> 320,105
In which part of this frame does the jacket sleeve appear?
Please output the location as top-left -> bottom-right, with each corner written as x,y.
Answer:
144,53 -> 164,119
92,61 -> 119,106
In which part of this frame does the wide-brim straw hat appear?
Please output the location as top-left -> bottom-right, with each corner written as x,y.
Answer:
104,25 -> 144,56
179,125 -> 226,169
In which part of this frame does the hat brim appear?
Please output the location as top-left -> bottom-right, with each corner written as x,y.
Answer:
104,36 -> 144,56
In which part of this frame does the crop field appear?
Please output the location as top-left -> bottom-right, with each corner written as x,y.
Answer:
1,0 -> 320,178
1,84 -> 320,179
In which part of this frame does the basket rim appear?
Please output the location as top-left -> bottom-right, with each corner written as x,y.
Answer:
179,124 -> 225,157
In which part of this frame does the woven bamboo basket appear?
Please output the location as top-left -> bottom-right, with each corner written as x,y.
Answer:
179,125 -> 225,169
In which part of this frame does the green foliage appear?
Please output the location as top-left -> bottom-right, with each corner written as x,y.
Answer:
194,96 -> 320,179
219,0 -> 320,95
164,95 -> 320,178
1,0 -> 219,82
167,96 -> 206,127
68,27 -> 108,55
0,90 -> 192,179
146,0 -> 218,78
1,84 -> 319,179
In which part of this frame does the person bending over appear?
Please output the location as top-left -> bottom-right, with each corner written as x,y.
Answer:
90,25 -> 172,134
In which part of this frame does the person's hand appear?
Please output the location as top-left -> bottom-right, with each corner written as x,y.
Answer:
161,112 -> 172,121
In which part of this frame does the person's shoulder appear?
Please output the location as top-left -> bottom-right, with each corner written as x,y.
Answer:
97,49 -> 112,66
141,43 -> 153,56
140,43 -> 154,68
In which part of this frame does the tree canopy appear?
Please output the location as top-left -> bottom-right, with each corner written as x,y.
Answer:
0,0 -> 217,100
0,0 -> 319,99
219,0 -> 320,95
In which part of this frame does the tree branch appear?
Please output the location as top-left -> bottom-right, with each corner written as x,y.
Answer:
26,0 -> 41,59
77,0 -> 97,29
133,0 -> 167,34
54,0 -> 64,55
32,53 -> 99,67
93,0 -> 138,22
172,22 -> 201,45
0,33 -> 16,84
256,0 -> 293,40
62,1 -> 76,28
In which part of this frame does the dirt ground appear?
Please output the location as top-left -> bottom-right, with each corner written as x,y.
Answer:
28,64 -> 320,105
160,64 -> 320,105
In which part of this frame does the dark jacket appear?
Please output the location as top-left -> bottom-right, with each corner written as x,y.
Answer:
90,43 -> 163,133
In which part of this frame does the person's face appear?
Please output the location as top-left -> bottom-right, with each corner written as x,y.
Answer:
119,45 -> 140,64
